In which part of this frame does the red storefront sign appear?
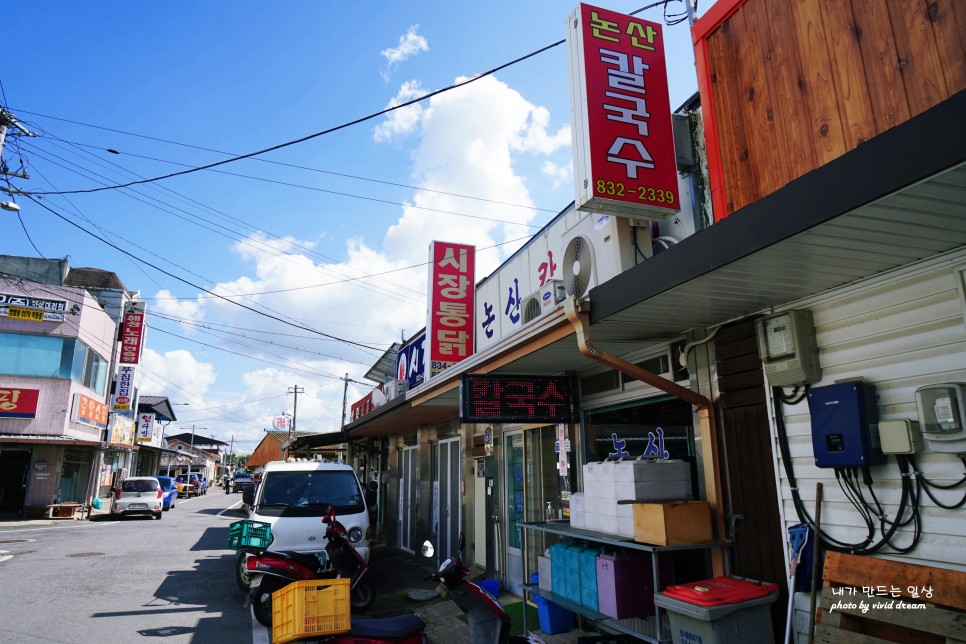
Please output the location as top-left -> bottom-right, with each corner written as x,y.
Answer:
568,3 -> 680,220
0,388 -> 41,419
72,393 -> 109,429
119,310 -> 145,364
427,241 -> 475,379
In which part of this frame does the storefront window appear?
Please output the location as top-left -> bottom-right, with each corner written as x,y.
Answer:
0,332 -> 108,394
584,397 -> 696,479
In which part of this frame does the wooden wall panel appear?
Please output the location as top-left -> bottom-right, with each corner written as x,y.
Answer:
892,0 -> 949,114
930,0 -> 966,92
697,0 -> 966,218
851,0 -> 910,133
821,0 -> 876,148
707,20 -> 748,214
765,0 -> 817,180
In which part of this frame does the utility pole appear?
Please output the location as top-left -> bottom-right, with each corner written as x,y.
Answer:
341,374 -> 350,431
287,385 -> 304,439
0,109 -> 33,213
185,425 -> 206,481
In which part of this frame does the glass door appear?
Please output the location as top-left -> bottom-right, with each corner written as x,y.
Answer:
504,430 -> 525,594
399,446 -> 417,552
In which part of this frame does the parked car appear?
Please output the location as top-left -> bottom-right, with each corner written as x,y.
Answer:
112,476 -> 163,520
175,474 -> 205,497
232,472 -> 255,494
153,475 -> 178,511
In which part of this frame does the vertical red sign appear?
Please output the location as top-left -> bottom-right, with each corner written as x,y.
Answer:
119,310 -> 145,364
427,242 -> 475,379
568,3 -> 680,220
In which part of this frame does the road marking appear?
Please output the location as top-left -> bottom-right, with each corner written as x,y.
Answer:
0,550 -> 12,564
218,500 -> 246,517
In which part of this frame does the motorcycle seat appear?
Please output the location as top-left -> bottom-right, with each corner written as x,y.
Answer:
349,614 -> 426,639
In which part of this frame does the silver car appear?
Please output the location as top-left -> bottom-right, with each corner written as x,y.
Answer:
112,476 -> 163,520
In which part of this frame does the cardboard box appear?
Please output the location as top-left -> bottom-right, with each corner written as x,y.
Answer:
632,501 -> 713,546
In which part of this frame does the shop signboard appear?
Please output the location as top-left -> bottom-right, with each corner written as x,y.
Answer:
396,331 -> 426,390
0,292 -> 68,322
137,412 -> 162,446
113,365 -> 136,410
72,393 -> 109,430
119,303 -> 146,365
567,3 -> 679,220
427,241 -> 475,379
459,374 -> 573,423
0,387 -> 40,419
109,412 -> 134,445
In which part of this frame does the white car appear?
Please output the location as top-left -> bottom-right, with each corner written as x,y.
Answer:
112,476 -> 163,520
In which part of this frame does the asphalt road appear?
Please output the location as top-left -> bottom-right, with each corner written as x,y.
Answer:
0,489 -> 262,644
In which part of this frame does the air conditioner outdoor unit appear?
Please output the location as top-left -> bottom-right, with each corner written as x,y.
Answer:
521,279 -> 567,325
561,213 -> 650,299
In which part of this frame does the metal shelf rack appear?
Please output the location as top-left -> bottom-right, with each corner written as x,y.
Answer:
518,520 -> 730,643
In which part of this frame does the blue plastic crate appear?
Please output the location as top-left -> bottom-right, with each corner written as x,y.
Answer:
577,545 -> 602,611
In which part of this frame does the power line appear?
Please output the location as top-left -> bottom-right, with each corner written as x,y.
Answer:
22,39 -> 564,196
21,126 -> 557,213
22,194 -> 392,352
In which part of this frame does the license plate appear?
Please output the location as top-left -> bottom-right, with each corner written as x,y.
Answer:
129,503 -> 147,509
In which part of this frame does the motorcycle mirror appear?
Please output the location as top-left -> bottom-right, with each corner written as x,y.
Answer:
420,541 -> 435,558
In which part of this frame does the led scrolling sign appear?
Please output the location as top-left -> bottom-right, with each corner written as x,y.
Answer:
459,375 -> 573,423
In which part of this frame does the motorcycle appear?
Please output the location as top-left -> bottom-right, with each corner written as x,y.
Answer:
422,537 -> 528,644
247,508 -> 377,627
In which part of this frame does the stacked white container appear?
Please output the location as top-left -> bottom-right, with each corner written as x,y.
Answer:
569,458 -> 692,537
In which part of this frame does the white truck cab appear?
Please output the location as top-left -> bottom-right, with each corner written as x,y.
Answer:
244,460 -> 371,561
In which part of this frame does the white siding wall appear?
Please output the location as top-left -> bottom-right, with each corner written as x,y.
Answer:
774,249 -> 966,572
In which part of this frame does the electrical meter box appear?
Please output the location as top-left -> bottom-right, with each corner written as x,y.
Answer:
755,310 -> 821,387
914,383 -> 966,454
807,381 -> 881,468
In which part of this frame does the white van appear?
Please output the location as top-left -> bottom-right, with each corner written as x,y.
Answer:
242,460 -> 370,559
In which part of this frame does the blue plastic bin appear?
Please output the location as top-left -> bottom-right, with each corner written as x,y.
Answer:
534,595 -> 574,635
476,579 -> 501,597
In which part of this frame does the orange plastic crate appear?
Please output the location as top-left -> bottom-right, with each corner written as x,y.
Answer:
272,578 -> 351,644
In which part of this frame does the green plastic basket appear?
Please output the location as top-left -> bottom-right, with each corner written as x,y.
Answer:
227,519 -> 272,550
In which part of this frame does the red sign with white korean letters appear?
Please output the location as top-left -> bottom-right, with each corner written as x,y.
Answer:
119,310 -> 145,364
568,3 -> 679,219
427,242 -> 475,379
0,388 -> 40,419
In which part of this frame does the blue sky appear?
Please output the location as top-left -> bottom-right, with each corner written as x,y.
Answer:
1,1 -> 712,452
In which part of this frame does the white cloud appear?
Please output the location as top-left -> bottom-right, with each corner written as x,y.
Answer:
380,25 -> 429,79
141,347 -> 216,399
372,80 -> 428,142
541,160 -> 572,190
156,73 -> 570,443
375,74 -> 571,273
150,288 -> 205,331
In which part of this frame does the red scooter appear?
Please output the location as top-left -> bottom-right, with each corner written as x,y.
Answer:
247,508 -> 377,627
422,537 -> 528,644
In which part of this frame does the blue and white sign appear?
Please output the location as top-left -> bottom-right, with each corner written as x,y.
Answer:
396,332 -> 426,390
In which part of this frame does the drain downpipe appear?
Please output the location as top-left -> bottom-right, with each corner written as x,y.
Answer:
564,297 -> 727,576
